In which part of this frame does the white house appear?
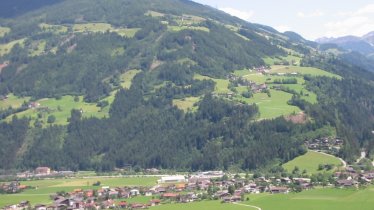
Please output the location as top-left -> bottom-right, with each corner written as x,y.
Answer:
158,175 -> 187,184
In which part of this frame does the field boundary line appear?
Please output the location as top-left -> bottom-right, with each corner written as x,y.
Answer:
232,202 -> 262,210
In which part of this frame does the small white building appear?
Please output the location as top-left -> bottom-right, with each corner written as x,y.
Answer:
130,189 -> 140,196
158,175 -> 187,184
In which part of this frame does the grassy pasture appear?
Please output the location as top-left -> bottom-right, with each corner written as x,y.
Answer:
0,94 -> 30,110
0,38 -> 25,56
247,187 -> 374,210
271,65 -> 341,79
39,23 -> 68,34
72,23 -> 140,38
5,95 -> 105,126
173,97 -> 200,112
237,90 -> 301,119
168,26 -> 210,32
145,10 -> 165,17
0,26 -> 11,37
153,201 -> 256,210
282,150 -> 343,174
29,40 -> 46,56
194,74 -> 230,94
0,176 -> 158,207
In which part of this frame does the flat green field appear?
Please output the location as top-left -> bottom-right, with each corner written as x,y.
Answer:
153,201 -> 257,210
247,187 -> 374,210
0,176 -> 158,207
0,38 -> 25,56
237,90 -> 301,119
282,150 -> 342,174
0,94 -> 30,110
0,26 -> 11,37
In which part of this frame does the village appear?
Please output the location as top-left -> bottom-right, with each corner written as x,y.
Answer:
3,162 -> 374,210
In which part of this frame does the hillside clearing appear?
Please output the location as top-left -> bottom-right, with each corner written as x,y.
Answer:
282,150 -> 343,174
0,26 -> 11,37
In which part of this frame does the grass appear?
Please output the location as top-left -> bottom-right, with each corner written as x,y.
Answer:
153,201 -> 257,210
4,70 -> 141,125
271,65 -> 341,79
29,40 -> 46,57
237,90 -> 301,119
0,26 -> 11,37
145,10 -> 165,17
194,74 -> 230,94
173,97 -> 200,112
39,23 -> 68,34
246,186 -> 374,210
5,95 -> 105,126
0,177 -> 158,207
282,150 -> 342,174
168,26 -> 210,32
0,38 -> 25,56
0,94 -> 30,110
72,23 -> 139,38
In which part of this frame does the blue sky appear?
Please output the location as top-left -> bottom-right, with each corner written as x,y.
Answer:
192,0 -> 374,40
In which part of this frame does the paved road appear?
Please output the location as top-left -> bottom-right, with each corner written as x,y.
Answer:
233,202 -> 262,210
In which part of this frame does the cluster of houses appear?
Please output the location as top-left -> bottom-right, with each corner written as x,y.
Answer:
0,181 -> 28,194
226,73 -> 268,95
4,166 -> 374,210
305,137 -> 344,154
16,167 -> 74,179
334,167 -> 374,188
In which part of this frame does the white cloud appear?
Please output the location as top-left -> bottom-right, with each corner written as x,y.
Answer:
275,25 -> 291,33
219,7 -> 254,21
325,4 -> 374,37
297,10 -> 324,18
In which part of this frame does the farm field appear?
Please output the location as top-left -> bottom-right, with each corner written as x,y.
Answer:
282,150 -> 343,174
237,90 -> 301,119
270,65 -> 341,78
246,186 -> 374,210
0,176 -> 158,207
153,201 -> 257,210
168,25 -> 210,32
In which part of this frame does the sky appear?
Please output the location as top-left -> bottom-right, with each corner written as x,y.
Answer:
192,0 -> 374,40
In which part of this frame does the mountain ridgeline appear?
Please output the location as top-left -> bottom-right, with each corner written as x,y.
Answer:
0,0 -> 373,172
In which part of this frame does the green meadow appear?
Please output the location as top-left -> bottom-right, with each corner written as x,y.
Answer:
0,176 -> 158,207
39,23 -> 68,34
72,23 -> 140,38
237,90 -> 301,119
271,65 -> 341,79
3,70 -> 141,126
168,25 -> 210,32
0,38 -> 25,56
247,186 -> 374,210
282,150 -> 343,174
173,96 -> 200,112
153,201 -> 257,210
0,94 -> 30,110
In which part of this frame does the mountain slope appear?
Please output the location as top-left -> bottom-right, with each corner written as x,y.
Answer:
0,0 -> 373,172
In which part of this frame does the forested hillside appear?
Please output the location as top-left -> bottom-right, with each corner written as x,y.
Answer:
0,0 -> 373,172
